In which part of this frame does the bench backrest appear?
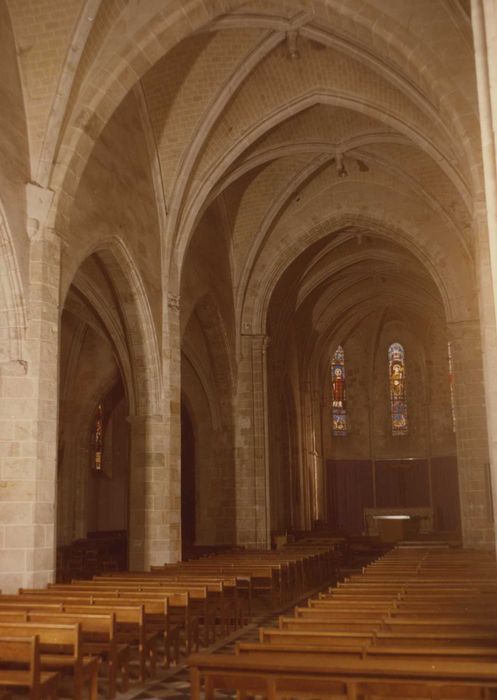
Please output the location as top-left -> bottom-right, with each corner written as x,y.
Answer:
0,622 -> 81,660
0,636 -> 39,687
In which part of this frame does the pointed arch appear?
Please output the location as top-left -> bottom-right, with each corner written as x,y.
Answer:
0,200 -> 26,364
64,235 -> 162,417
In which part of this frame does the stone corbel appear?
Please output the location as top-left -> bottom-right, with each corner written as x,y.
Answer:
26,182 -> 55,240
167,293 -> 180,311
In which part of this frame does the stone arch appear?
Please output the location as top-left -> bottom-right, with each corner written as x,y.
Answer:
180,357 -> 216,545
241,213 -> 475,338
180,293 -> 236,544
0,201 -> 26,364
62,235 -> 161,418
48,1 -> 479,245
194,294 -> 236,409
57,363 -> 121,546
173,90 -> 472,280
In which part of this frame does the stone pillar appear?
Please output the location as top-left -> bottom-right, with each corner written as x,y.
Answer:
235,333 -> 270,548
448,320 -> 494,547
164,292 -> 181,562
300,384 -> 315,529
0,230 -> 61,592
128,413 -> 179,569
129,290 -> 182,570
311,389 -> 326,523
473,0 -> 497,548
473,0 -> 497,322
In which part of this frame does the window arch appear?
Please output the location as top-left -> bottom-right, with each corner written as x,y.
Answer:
388,342 -> 408,435
331,345 -> 347,436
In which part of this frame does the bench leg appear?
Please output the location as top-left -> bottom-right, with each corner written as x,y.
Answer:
74,670 -> 83,700
120,652 -> 130,693
205,676 -> 215,700
266,679 -> 277,700
107,659 -> 116,699
49,686 -> 58,700
89,667 -> 98,700
139,644 -> 146,683
190,666 -> 201,700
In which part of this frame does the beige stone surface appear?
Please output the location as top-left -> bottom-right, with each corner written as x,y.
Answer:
0,0 -> 497,591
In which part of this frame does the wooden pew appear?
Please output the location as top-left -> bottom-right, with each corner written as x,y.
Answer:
19,587 -> 195,657
185,545 -> 497,700
188,650 -> 497,700
0,596 -> 161,683
259,628 -> 375,647
46,581 -> 212,646
62,603 -> 160,682
0,636 -> 59,700
26,611 -> 129,699
87,575 -> 241,637
0,622 -> 98,700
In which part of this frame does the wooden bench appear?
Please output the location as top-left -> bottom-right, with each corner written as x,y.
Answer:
0,636 -> 59,700
260,628 -> 375,647
0,622 -> 98,700
62,603 -> 160,682
188,650 -> 497,700
27,610 -> 129,699
17,590 -> 181,669
87,576 -> 241,638
55,582 -> 209,646
19,587 -> 191,659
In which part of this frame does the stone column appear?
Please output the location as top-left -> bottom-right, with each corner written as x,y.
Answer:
128,290 -> 182,570
472,0 -> 497,322
472,1 -> 497,548
164,292 -> 181,562
300,383 -> 315,529
128,413 -> 179,569
448,319 -> 494,547
0,229 -> 61,592
235,333 -> 271,548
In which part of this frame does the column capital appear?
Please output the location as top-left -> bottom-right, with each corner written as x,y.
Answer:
167,293 -> 180,311
26,183 -> 55,240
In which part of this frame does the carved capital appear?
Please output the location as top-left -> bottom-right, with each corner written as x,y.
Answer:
167,293 -> 180,311
26,182 -> 55,240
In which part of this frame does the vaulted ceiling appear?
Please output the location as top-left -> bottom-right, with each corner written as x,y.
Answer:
2,0 -> 480,373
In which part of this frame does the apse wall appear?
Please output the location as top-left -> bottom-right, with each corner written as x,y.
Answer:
323,319 -> 460,535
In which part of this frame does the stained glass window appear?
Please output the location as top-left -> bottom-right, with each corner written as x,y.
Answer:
93,403 -> 104,471
332,345 -> 347,436
389,342 -> 408,435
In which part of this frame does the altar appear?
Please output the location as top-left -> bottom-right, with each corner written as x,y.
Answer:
364,507 -> 433,542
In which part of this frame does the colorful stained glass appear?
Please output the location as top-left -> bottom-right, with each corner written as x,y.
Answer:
389,342 -> 408,435
332,345 -> 347,436
93,403 -> 103,470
